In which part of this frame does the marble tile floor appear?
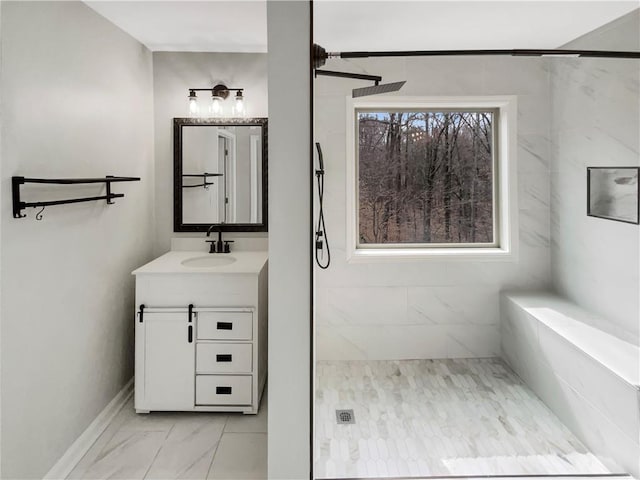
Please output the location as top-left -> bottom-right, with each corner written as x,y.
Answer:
67,390 -> 267,480
315,358 -> 624,479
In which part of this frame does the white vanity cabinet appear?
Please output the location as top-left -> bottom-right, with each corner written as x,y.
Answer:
132,251 -> 268,415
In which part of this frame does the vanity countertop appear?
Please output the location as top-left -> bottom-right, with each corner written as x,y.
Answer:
132,250 -> 268,275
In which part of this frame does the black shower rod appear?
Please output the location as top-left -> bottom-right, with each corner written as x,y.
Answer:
338,49 -> 640,59
313,44 -> 640,68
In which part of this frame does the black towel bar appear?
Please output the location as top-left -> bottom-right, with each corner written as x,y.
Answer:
12,175 -> 140,219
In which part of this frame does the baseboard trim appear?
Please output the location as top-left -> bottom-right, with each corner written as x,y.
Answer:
43,377 -> 134,480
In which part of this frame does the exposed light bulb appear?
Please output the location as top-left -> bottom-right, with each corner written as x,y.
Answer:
210,95 -> 223,116
188,91 -> 199,116
234,91 -> 245,116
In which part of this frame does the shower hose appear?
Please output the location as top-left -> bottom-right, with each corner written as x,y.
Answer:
315,142 -> 331,269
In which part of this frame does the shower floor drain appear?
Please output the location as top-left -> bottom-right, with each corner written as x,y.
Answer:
335,409 -> 355,424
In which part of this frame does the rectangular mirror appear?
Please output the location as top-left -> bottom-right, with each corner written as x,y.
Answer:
174,118 -> 267,232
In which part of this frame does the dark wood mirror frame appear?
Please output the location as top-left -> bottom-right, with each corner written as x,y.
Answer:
173,117 -> 268,232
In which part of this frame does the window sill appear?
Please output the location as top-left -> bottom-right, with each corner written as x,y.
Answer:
347,247 -> 516,263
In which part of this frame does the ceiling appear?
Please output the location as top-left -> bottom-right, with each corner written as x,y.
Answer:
316,1 -> 639,52
84,1 -> 639,53
84,1 -> 268,52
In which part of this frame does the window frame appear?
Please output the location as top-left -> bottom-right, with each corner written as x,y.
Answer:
346,95 -> 518,262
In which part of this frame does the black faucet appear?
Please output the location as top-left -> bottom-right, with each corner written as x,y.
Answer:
206,225 -> 223,253
206,226 -> 233,253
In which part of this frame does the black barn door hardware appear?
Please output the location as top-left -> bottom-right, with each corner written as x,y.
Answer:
12,175 -> 140,219
188,304 -> 194,343
138,304 -> 145,323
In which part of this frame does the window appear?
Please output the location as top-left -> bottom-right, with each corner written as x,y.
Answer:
358,109 -> 497,246
346,97 -> 517,261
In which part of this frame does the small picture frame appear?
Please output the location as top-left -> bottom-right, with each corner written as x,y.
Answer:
587,167 -> 639,225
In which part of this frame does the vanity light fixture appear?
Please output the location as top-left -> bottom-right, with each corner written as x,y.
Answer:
234,90 -> 245,115
188,90 -> 199,115
187,84 -> 245,117
210,93 -> 223,115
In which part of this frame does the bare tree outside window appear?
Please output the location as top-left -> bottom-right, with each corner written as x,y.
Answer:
358,110 -> 496,246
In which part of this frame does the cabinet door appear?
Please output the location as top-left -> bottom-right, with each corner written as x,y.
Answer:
142,311 -> 195,410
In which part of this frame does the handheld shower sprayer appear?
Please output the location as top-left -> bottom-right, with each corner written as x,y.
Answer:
316,141 -> 325,173
315,142 -> 330,269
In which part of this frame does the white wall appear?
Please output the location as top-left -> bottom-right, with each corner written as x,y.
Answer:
0,2 -> 154,478
551,10 -> 640,346
315,56 -> 552,360
152,52 -> 268,254
267,2 -> 311,478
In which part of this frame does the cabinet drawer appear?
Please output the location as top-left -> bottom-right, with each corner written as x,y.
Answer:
196,375 -> 252,405
196,343 -> 252,374
197,311 -> 252,341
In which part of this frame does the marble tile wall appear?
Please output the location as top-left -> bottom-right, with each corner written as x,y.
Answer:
550,10 -> 640,346
315,56 -> 552,360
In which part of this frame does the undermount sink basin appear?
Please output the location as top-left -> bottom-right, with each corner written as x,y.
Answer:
181,255 -> 237,268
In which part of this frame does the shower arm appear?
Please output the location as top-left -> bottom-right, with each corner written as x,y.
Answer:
314,69 -> 382,85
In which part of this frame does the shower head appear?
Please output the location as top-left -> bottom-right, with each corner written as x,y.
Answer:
315,69 -> 406,98
352,80 -> 406,98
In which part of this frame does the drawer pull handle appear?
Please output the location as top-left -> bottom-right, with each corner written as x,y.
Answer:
217,322 -> 233,330
216,354 -> 232,362
216,386 -> 232,395
188,325 -> 193,343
